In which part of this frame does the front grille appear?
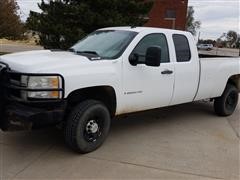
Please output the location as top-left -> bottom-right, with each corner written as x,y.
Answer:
9,73 -> 22,86
0,62 -> 8,129
0,63 -> 8,95
7,73 -> 23,99
0,62 -> 23,100
0,65 -> 4,94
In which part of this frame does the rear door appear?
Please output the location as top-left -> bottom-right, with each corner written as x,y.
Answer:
170,33 -> 200,105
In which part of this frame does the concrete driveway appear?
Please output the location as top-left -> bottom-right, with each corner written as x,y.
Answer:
1,101 -> 239,180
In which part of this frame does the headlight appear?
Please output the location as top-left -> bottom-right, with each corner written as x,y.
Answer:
21,75 -> 63,99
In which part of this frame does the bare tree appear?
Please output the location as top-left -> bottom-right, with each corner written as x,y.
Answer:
217,31 -> 238,48
0,0 -> 24,39
226,30 -> 238,47
186,6 -> 201,36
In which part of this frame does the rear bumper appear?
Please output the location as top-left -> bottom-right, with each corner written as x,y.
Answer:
0,101 -> 66,131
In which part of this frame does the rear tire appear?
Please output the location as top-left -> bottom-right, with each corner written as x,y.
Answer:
214,84 -> 239,116
65,100 -> 111,153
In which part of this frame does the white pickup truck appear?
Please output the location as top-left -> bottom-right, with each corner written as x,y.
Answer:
0,27 -> 239,153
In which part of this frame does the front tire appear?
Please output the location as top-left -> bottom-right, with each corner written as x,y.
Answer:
65,100 -> 111,153
214,84 -> 239,116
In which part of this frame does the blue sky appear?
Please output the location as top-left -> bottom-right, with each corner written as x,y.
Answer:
16,0 -> 239,39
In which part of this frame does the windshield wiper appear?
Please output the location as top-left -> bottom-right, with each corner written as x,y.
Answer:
69,48 -> 102,60
68,48 -> 75,52
76,51 -> 100,56
76,51 -> 101,60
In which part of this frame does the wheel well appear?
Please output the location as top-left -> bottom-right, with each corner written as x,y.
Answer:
67,86 -> 117,117
228,75 -> 240,91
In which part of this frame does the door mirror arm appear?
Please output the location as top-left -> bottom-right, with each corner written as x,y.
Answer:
129,53 -> 139,66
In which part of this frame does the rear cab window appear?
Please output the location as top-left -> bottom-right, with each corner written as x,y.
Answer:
172,34 -> 191,62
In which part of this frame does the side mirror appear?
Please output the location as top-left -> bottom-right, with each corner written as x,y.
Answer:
145,46 -> 161,67
129,53 -> 139,66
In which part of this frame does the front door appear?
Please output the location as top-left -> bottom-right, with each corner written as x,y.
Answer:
121,33 -> 175,113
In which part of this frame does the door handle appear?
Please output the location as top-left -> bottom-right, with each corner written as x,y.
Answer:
161,70 -> 173,75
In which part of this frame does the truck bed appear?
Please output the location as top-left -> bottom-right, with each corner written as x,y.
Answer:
195,57 -> 240,101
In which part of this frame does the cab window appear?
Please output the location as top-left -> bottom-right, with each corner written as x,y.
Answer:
131,33 -> 170,63
173,34 -> 191,62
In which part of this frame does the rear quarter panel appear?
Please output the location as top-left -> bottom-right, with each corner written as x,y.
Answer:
195,58 -> 240,100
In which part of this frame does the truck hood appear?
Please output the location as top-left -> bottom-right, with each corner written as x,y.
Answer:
0,50 -> 94,73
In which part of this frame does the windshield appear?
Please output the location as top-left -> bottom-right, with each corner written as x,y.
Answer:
71,30 -> 138,59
